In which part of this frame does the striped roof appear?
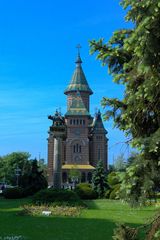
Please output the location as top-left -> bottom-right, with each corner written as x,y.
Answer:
65,92 -> 90,116
91,110 -> 108,134
64,54 -> 93,95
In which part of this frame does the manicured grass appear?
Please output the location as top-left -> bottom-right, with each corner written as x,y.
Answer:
0,197 -> 159,240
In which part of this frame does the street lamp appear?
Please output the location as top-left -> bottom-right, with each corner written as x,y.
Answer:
15,167 -> 21,187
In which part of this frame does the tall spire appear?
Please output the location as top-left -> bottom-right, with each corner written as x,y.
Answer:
76,44 -> 81,54
64,46 -> 93,95
91,110 -> 108,134
75,44 -> 82,66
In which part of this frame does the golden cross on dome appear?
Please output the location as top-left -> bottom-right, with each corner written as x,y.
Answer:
76,44 -> 81,54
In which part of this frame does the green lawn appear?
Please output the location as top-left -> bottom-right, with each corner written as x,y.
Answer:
0,197 -> 159,240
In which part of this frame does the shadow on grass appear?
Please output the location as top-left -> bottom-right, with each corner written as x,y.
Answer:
0,198 -> 157,240
0,212 -> 143,240
0,208 -> 142,239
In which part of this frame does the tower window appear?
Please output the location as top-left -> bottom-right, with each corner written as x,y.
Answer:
76,119 -> 79,125
62,172 -> 67,183
87,172 -> 92,183
80,119 -> 82,125
98,148 -> 101,160
73,144 -> 82,153
73,119 -> 75,125
76,143 -> 79,152
96,136 -> 102,140
70,119 -> 72,125
81,172 -> 86,182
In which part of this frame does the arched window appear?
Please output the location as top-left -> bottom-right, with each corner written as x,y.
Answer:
73,143 -> 82,153
98,147 -> 101,160
87,172 -> 92,183
62,172 -> 67,183
81,172 -> 86,182
76,144 -> 78,152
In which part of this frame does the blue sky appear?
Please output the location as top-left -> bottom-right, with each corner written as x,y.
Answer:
0,0 -> 132,163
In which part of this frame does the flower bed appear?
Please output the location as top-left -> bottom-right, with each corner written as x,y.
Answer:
19,204 -> 83,217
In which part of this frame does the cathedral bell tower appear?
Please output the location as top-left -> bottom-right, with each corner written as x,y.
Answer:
64,52 -> 93,111
64,50 -> 93,166
47,48 -> 108,187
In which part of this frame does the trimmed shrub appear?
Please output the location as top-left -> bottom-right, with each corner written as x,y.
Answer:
75,183 -> 98,199
22,187 -> 33,197
3,187 -> 24,199
32,189 -> 84,206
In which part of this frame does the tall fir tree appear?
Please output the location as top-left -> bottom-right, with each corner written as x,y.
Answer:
92,161 -> 107,198
90,0 -> 160,204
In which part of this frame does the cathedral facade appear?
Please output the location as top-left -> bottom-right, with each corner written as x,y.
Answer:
48,53 -> 108,186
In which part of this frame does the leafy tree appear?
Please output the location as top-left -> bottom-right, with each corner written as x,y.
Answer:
114,153 -> 126,171
119,154 -> 160,206
0,156 -> 5,181
0,153 -> 47,194
92,161 -> 108,198
105,171 -> 121,199
90,0 -> 160,203
37,158 -> 48,179
20,159 -> 48,194
0,152 -> 31,185
108,164 -> 115,173
68,166 -> 81,182
113,212 -> 160,240
126,152 -> 139,167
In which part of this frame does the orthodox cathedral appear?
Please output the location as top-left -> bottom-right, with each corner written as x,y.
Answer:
47,52 -> 108,186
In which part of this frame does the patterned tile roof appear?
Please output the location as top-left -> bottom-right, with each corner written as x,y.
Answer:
64,54 -> 93,95
91,110 -> 108,134
65,93 -> 90,116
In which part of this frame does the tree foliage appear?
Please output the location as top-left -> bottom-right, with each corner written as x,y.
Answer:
113,153 -> 126,171
90,0 -> 160,203
20,159 -> 48,194
119,153 -> 160,206
0,152 -> 47,194
92,161 -> 108,198
68,166 -> 81,182
106,171 -> 121,199
113,212 -> 160,240
0,152 -> 31,185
